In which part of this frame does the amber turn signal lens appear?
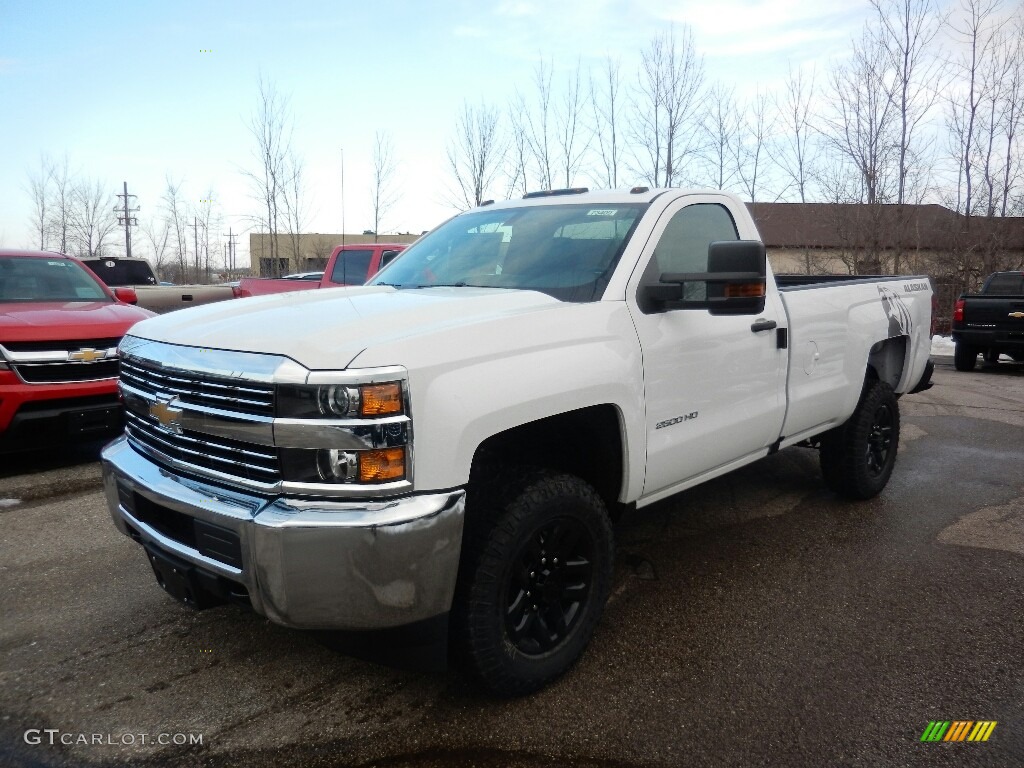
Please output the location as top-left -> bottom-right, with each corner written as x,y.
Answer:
360,383 -> 402,416
725,282 -> 766,298
359,447 -> 406,482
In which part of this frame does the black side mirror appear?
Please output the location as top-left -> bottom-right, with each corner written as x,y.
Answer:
641,240 -> 767,315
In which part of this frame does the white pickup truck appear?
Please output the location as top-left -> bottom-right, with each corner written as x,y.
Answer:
101,188 -> 934,695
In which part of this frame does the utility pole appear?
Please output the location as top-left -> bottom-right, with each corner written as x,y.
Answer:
224,228 -> 238,274
115,181 -> 139,258
340,148 -> 346,248
187,217 -> 201,283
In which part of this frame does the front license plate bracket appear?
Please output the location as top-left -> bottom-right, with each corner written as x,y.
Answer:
144,544 -> 223,610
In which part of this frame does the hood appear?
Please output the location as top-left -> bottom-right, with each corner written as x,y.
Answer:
125,286 -> 606,371
0,301 -> 155,343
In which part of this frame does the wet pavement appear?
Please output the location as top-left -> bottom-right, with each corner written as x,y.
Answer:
1,358 -> 1022,767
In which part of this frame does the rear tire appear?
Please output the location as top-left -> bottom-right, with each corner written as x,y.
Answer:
954,342 -> 978,371
819,380 -> 900,500
453,469 -> 614,696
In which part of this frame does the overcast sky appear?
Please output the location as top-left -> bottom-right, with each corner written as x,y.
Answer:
0,0 -> 876,266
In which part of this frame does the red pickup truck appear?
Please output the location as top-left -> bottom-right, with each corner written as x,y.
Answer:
0,250 -> 154,450
237,243 -> 408,297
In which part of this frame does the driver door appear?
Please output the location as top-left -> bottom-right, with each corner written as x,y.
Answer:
628,196 -> 787,499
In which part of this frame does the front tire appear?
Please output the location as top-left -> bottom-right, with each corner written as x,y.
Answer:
454,470 -> 614,696
954,342 -> 978,371
819,380 -> 900,500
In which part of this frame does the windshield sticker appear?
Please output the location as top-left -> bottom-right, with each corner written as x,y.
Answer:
586,210 -> 617,216
47,261 -> 68,267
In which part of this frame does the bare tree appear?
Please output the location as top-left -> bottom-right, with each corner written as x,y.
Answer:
68,177 -> 116,258
370,131 -> 398,241
281,153 -> 306,266
141,215 -> 172,280
823,29 -> 899,204
998,11 -> 1024,216
513,58 -> 556,191
947,0 -> 1003,217
589,57 -> 625,188
770,65 -> 820,203
734,89 -> 776,202
161,177 -> 189,283
555,60 -> 590,188
196,190 -> 222,281
48,156 -> 73,255
26,156 -> 52,250
872,0 -> 947,205
632,25 -> 705,187
306,235 -> 335,270
446,101 -> 505,210
697,84 -> 741,190
244,75 -> 293,276
505,112 -> 531,198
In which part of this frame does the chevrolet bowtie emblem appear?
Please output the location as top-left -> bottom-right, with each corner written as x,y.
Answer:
150,397 -> 183,434
1009,312 -> 1024,319
68,348 -> 106,363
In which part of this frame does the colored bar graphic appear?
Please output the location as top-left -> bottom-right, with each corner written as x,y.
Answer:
921,721 -> 950,742
921,721 -> 996,743
945,721 -> 972,741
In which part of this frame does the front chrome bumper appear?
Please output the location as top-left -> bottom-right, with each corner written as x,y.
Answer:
101,436 -> 465,630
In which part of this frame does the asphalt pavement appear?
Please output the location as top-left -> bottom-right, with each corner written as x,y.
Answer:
1,358 -> 1022,768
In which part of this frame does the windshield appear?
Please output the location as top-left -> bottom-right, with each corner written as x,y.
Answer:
368,203 -> 647,302
0,257 -> 111,303
80,258 -> 157,286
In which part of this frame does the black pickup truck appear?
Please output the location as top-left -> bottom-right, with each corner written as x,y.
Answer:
952,271 -> 1024,371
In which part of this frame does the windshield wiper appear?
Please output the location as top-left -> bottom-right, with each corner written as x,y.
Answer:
406,282 -> 471,289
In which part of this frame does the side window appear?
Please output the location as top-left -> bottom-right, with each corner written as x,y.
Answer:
652,203 -> 739,274
330,249 -> 374,284
650,204 -> 739,300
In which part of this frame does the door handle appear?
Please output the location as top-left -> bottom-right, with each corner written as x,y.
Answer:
750,319 -> 777,333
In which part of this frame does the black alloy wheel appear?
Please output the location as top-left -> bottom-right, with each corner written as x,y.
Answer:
865,400 -> 895,478
504,517 -> 594,656
819,379 -> 901,500
454,469 -> 613,696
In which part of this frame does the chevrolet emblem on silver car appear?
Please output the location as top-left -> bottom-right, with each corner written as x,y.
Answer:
148,397 -> 183,434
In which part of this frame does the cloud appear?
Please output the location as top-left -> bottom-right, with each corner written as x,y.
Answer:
453,25 -> 488,39
659,0 -> 868,48
496,2 -> 539,17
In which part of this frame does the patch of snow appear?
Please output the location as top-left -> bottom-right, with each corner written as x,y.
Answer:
0,498 -> 21,508
931,335 -> 955,356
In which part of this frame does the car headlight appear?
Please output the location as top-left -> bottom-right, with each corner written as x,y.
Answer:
280,446 -> 408,484
276,378 -> 410,486
277,382 -> 404,418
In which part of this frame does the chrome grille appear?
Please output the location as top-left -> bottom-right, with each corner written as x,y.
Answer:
1,339 -> 121,384
120,356 -> 275,417
125,411 -> 281,484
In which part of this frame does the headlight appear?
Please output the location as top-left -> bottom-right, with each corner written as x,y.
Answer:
280,446 -> 408,484
278,382 -> 404,418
